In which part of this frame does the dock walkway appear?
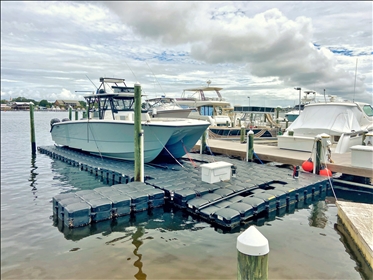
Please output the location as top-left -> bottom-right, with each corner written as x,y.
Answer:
193,139 -> 373,178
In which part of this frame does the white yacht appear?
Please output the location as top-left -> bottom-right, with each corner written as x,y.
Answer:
278,100 -> 373,153
175,81 -> 234,126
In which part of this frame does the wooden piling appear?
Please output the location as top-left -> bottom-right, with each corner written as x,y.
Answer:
246,130 -> 254,162
240,126 -> 245,144
200,129 -> 207,154
69,106 -> 72,120
237,226 -> 269,280
29,103 -> 36,154
75,110 -> 78,120
134,82 -> 143,182
315,138 -> 322,174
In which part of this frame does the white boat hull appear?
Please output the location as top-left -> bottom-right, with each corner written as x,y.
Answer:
51,119 -> 210,163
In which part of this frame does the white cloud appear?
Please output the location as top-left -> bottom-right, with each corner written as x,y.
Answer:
0,1 -> 372,107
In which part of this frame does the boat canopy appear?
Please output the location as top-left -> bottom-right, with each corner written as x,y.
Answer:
287,103 -> 371,135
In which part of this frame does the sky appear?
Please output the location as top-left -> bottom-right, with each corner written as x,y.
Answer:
1,1 -> 372,108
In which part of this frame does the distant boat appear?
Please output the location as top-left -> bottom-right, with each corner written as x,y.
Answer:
144,96 -> 192,118
50,77 -> 210,163
278,100 -> 373,153
175,81 -> 234,126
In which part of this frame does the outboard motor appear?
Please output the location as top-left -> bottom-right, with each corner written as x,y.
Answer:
50,118 -> 60,132
50,118 -> 60,127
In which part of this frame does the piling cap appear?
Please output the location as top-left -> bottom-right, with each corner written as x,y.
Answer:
134,82 -> 141,86
236,226 -> 269,256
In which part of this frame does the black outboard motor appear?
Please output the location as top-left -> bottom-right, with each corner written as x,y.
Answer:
50,118 -> 60,132
50,118 -> 60,126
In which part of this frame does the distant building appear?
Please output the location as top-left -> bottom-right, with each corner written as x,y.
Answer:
11,102 -> 34,110
1,104 -> 12,111
55,100 -> 81,109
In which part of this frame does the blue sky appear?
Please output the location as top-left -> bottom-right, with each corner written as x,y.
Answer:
1,1 -> 372,107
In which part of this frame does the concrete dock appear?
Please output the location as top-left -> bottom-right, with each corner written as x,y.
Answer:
193,139 -> 373,178
336,201 -> 373,270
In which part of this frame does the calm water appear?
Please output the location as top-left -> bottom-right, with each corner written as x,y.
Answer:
1,111 -> 371,279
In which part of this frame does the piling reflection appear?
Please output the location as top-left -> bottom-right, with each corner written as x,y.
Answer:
308,201 -> 328,228
132,226 -> 147,279
29,154 -> 38,200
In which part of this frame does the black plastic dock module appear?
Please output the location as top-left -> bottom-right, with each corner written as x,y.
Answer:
199,205 -> 220,221
63,201 -> 91,228
228,202 -> 254,220
58,197 -> 83,220
213,208 -> 241,228
264,189 -> 288,208
240,196 -> 267,215
213,188 -> 234,197
173,188 -> 198,208
252,192 -> 277,211
53,192 -> 77,215
87,198 -> 113,222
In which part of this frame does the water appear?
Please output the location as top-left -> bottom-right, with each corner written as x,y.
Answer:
1,111 -> 371,279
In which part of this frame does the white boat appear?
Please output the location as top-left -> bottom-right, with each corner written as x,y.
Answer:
175,81 -> 234,126
278,100 -> 373,154
144,96 -> 192,118
50,78 -> 210,163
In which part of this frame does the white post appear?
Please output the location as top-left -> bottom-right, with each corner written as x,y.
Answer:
237,226 -> 269,280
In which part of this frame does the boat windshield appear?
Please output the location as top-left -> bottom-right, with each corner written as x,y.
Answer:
362,104 -> 373,117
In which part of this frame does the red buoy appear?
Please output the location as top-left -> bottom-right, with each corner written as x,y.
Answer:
319,168 -> 332,177
301,158 -> 313,172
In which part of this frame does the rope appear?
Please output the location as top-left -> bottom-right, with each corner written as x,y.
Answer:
182,141 -> 197,168
143,123 -> 185,169
313,141 -> 338,202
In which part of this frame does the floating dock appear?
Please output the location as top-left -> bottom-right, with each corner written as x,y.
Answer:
193,139 -> 373,178
39,146 -> 330,230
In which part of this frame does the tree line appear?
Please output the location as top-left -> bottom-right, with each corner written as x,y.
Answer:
1,97 -> 87,108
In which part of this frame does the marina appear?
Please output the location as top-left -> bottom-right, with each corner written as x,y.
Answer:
2,110 -> 373,279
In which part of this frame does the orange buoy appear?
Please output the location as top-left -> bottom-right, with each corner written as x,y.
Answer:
301,158 -> 313,172
319,168 -> 332,177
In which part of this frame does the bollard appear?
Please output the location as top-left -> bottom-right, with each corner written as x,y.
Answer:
200,129 -> 207,154
240,126 -> 245,144
29,103 -> 36,154
134,82 -> 144,182
237,226 -> 269,280
75,110 -> 78,120
68,106 -> 72,120
246,130 -> 254,162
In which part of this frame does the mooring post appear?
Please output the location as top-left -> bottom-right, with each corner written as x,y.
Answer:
200,129 -> 207,154
246,130 -> 254,161
240,126 -> 245,143
237,226 -> 269,280
276,107 -> 280,124
75,109 -> 78,120
29,103 -> 36,154
68,106 -> 72,120
315,138 -> 322,174
134,82 -> 144,182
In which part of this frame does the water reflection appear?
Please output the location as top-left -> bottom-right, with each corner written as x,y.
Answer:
29,154 -> 38,200
132,226 -> 147,279
308,201 -> 328,228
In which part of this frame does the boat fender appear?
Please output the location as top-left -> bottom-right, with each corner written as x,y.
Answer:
319,168 -> 332,177
301,158 -> 313,172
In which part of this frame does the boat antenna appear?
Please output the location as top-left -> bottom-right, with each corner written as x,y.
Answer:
85,75 -> 98,89
353,58 -> 358,102
146,62 -> 166,96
